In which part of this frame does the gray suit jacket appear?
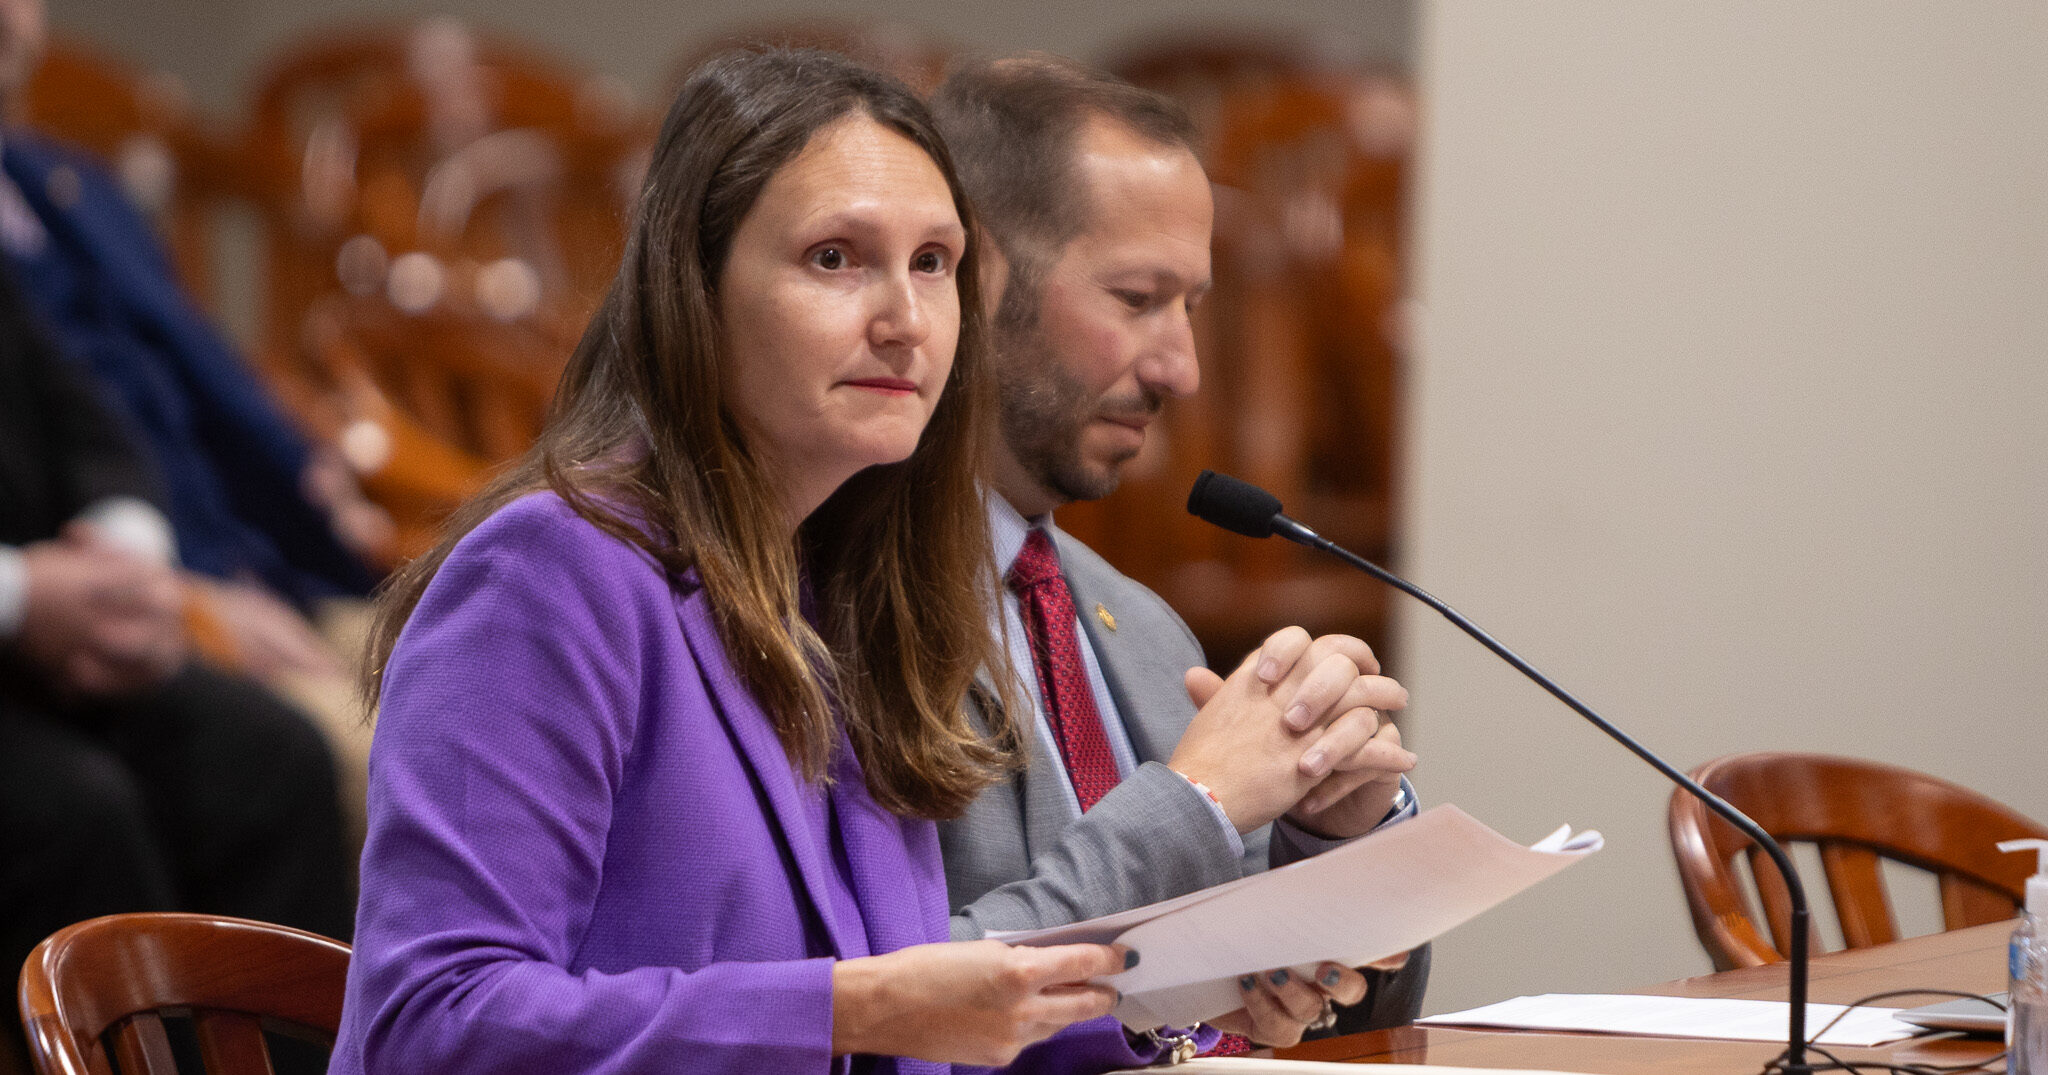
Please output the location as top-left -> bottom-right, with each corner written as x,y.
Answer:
940,523 -> 1428,1030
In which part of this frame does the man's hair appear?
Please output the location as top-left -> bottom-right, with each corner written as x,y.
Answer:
931,53 -> 1197,319
365,47 -> 1019,819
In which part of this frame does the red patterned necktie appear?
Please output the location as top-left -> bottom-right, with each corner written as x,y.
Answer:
1006,528 -> 1121,811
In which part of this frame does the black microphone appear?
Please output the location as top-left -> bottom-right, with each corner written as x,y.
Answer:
1188,469 -> 1816,1075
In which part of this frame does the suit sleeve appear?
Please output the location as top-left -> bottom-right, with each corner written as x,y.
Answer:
0,263 -> 167,528
949,760 -> 1249,939
341,504 -> 835,1075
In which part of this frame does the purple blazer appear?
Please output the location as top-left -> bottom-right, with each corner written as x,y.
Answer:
331,495 -> 1169,1075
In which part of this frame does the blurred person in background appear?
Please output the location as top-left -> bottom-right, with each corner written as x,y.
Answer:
0,0 -> 387,830
0,0 -> 389,673
0,263 -> 353,1073
930,54 -> 1429,1047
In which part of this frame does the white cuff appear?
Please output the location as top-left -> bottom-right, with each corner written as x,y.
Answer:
1272,776 -> 1419,858
0,544 -> 26,639
77,497 -> 178,565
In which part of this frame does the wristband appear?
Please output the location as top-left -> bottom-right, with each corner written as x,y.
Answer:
1171,770 -> 1222,812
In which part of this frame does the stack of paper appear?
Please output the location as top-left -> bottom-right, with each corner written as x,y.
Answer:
996,804 -> 1602,1028
1418,994 -> 1921,1047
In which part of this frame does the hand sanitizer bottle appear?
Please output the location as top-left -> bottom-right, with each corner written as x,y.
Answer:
2000,838 -> 2048,1075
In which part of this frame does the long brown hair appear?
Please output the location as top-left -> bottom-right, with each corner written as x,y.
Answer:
364,48 -> 1018,819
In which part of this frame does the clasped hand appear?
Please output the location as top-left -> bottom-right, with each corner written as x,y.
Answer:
16,523 -> 187,697
1169,626 -> 1415,839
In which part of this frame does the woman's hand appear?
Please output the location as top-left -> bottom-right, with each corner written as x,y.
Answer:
1210,961 -> 1370,1048
831,940 -> 1127,1065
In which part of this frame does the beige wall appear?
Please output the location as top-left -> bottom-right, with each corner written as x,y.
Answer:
1409,1 -> 2048,1013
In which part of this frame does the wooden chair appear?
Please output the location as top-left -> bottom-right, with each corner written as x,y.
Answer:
1670,752 -> 2048,970
242,20 -> 646,370
287,290 -> 566,561
17,913 -> 350,1075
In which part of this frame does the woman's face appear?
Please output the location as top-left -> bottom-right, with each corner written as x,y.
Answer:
718,113 -> 966,523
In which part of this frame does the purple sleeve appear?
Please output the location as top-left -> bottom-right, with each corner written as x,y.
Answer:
339,501 -> 836,1074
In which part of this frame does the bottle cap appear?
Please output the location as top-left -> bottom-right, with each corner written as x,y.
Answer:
1997,838 -> 2048,915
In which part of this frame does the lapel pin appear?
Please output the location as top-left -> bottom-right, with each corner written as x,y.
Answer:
1095,604 -> 1117,632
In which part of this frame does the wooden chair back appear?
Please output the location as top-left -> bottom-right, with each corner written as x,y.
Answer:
1670,751 -> 2048,970
16,913 -> 350,1075
242,20 -> 644,367
287,290 -> 563,561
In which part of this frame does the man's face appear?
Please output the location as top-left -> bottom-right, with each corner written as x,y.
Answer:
988,116 -> 1213,516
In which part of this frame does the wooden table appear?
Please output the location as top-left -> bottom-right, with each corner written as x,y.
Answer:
1273,922 -> 2012,1072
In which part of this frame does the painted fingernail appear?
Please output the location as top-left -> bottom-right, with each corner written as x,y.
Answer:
1124,949 -> 1141,969
1239,975 -> 1257,991
1269,969 -> 1290,986
1322,967 -> 1343,987
1301,748 -> 1329,776
1258,658 -> 1282,682
1284,703 -> 1311,731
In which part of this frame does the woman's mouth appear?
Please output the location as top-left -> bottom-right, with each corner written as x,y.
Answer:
844,377 -> 918,395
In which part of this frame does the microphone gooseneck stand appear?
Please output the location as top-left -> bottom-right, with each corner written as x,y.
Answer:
1185,470 -> 1813,1075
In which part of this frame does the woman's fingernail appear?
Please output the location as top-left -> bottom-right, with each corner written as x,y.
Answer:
1322,967 -> 1343,987
1258,658 -> 1281,682
1301,748 -> 1329,776
1284,703 -> 1310,731
1239,975 -> 1257,991
1269,969 -> 1290,986
1124,949 -> 1141,969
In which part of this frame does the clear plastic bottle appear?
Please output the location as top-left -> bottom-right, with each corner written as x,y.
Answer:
2000,839 -> 2048,1075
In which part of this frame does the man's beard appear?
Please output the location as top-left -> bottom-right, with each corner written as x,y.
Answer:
992,298 -> 1162,507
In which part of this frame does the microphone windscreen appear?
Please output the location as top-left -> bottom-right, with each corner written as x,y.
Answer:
1186,470 -> 1283,538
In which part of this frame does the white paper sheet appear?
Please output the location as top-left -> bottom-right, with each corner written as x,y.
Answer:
1418,994 -> 1921,1047
994,804 -> 1601,1028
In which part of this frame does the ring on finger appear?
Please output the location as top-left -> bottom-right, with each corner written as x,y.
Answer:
1307,997 -> 1338,1032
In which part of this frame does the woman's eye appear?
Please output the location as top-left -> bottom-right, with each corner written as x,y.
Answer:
1115,290 -> 1150,310
914,250 -> 947,274
813,247 -> 846,270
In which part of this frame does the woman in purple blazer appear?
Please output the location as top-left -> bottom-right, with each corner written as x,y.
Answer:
329,48 -> 1209,1075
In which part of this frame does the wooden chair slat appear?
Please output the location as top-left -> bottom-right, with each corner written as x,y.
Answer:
1818,842 -> 1897,947
196,1010 -> 275,1072
1941,873 -> 2024,930
110,1014 -> 178,1075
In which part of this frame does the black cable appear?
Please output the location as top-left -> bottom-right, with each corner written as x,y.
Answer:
1759,989 -> 2009,1075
